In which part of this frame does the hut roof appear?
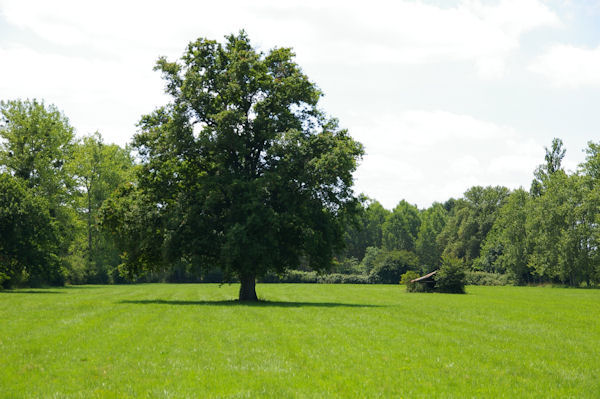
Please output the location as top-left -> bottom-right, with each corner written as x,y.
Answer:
410,270 -> 437,283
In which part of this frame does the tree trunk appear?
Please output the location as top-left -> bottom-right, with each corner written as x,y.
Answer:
239,273 -> 258,301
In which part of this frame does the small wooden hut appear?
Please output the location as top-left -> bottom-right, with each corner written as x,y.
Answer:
410,270 -> 437,291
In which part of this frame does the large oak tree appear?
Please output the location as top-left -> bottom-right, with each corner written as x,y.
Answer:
109,32 -> 363,300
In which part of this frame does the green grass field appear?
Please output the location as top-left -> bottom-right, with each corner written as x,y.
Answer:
1,284 -> 599,398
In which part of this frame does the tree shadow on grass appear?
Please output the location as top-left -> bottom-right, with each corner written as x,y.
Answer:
118,299 -> 383,308
0,290 -> 65,294
1,285 -> 106,294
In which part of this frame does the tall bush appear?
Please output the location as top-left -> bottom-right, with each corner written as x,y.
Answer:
435,255 -> 466,293
400,270 -> 420,292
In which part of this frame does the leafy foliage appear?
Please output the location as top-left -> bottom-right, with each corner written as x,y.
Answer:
104,32 -> 363,299
100,183 -> 164,279
261,269 -> 373,284
400,270 -> 421,292
359,246 -> 382,275
435,255 -> 466,294
0,99 -> 75,202
580,141 -> 600,181
0,99 -> 77,287
343,198 -> 389,260
0,174 -> 62,287
465,271 -> 510,286
67,133 -> 134,283
369,250 -> 419,284
527,171 -> 599,285
531,137 -> 565,196
416,202 -> 447,271
476,189 -> 530,283
382,200 -> 420,252
438,186 -> 509,268
331,257 -> 361,274
1,95 -> 599,291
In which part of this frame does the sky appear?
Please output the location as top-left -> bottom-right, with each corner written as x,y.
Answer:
1,0 -> 599,209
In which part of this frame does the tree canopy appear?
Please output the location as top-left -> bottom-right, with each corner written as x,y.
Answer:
68,133 -> 134,283
105,32 -> 364,300
0,173 -> 61,287
416,202 -> 447,272
342,198 -> 389,261
0,99 -> 77,287
382,200 -> 420,252
0,99 -> 75,203
1,100 -> 135,287
1,64 -> 599,292
438,186 -> 509,268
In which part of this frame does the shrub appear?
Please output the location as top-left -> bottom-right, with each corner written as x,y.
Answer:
332,257 -> 362,274
260,270 -> 372,284
466,271 -> 509,286
435,255 -> 466,294
63,254 -> 88,285
265,270 -> 319,283
284,270 -> 319,283
318,273 -> 372,284
370,250 -> 419,284
400,270 -> 420,292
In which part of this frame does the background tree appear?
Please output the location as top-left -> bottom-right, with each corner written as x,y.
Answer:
0,174 -> 61,287
359,246 -> 382,275
531,137 -> 565,196
473,140 -> 600,287
438,186 -> 509,268
415,202 -> 447,272
105,32 -> 363,300
382,200 -> 420,252
68,133 -> 134,283
100,183 -> 165,280
580,141 -> 600,181
527,171 -> 599,285
527,171 -> 571,282
369,250 -> 419,284
342,198 -> 389,261
0,99 -> 77,285
0,99 -> 75,204
476,189 -> 531,283
578,141 -> 600,284
558,174 -> 599,286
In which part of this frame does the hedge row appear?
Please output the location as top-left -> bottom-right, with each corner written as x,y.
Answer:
260,270 -> 373,284
260,269 -> 511,285
466,271 -> 510,286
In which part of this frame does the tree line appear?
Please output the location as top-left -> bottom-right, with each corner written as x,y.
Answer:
1,32 -> 599,293
1,32 -> 364,300
3,97 -> 598,289
0,99 -> 134,287
336,138 -> 600,287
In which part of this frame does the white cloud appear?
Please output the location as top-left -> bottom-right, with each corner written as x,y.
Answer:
0,0 -> 575,207
0,0 -> 561,77
0,44 -> 167,144
351,110 -> 544,208
529,44 -> 600,88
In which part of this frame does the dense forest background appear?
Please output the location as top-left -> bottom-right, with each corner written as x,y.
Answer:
1,99 -> 599,288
